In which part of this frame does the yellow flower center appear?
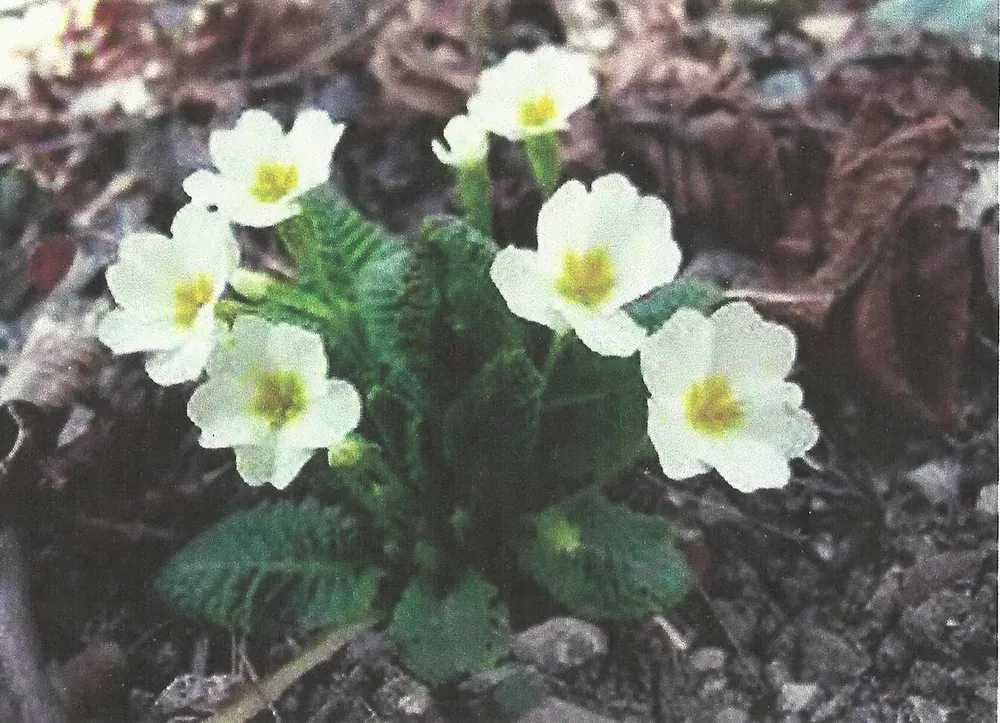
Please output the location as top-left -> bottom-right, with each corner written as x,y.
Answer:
249,162 -> 299,204
173,273 -> 216,328
554,248 -> 615,308
519,94 -> 559,129
684,375 -> 744,437
249,370 -> 308,429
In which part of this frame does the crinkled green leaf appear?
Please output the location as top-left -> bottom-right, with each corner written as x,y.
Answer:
537,341 -> 647,485
442,349 -> 544,490
626,279 -> 724,334
156,501 -> 382,635
517,495 -> 690,621
390,573 -> 512,686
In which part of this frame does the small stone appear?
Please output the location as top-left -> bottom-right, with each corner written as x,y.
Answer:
779,683 -> 821,714
690,647 -> 727,673
899,696 -> 949,723
372,676 -> 440,722
715,707 -> 750,723
700,676 -> 727,695
800,628 -> 870,682
874,632 -> 911,675
905,458 -> 962,504
908,660 -> 955,697
809,685 -> 857,722
901,590 -> 973,652
975,485 -> 997,520
518,697 -> 618,723
513,617 -> 608,674
151,674 -> 243,718
765,660 -> 792,690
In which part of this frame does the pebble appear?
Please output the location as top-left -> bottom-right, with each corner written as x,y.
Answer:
779,682 -> 821,713
715,707 -> 750,723
800,628 -> 870,682
975,484 -> 997,520
372,675 -> 440,722
899,696 -> 949,723
512,617 -> 608,674
905,458 -> 962,504
765,660 -> 792,690
690,647 -> 727,673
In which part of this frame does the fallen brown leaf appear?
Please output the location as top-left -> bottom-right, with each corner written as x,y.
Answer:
369,0 -> 491,118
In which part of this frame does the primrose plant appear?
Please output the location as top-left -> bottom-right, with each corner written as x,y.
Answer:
98,45 -> 818,692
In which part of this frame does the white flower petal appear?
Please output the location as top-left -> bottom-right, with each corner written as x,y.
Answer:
97,309 -> 183,353
434,114 -> 488,167
705,436 -> 792,493
640,307 -> 714,399
209,109 -> 282,181
710,301 -> 796,393
182,169 -> 229,209
466,45 -> 597,141
285,109 -> 343,190
647,396 -> 711,480
283,379 -> 362,448
170,203 -> 240,271
235,442 -> 315,489
105,241 -> 179,311
187,374 -> 265,448
264,322 -> 329,387
535,178 -> 589,267
564,307 -> 647,357
144,329 -> 216,386
742,383 -> 819,459
490,247 -> 567,332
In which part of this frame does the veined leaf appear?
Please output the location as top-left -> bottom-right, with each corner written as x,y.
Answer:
156,501 -> 382,635
390,573 -> 512,686
537,340 -> 648,486
517,495 -> 690,621
627,279 -> 724,334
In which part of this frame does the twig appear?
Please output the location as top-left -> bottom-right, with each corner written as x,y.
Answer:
0,527 -> 68,723
206,619 -> 375,723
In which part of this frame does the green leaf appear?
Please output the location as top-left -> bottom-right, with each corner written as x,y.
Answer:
390,573 -> 512,686
517,495 -> 690,621
626,279 -> 724,334
355,243 -> 411,371
537,341 -> 648,485
299,186 -> 405,280
156,501 -> 382,635
398,217 -> 525,403
442,349 -> 544,490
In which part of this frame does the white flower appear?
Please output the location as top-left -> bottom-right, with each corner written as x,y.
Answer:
641,301 -> 819,492
183,108 -> 345,228
466,45 -> 598,141
187,316 -> 362,489
431,114 -> 489,167
490,174 -> 680,357
97,205 -> 239,385
0,2 -> 69,96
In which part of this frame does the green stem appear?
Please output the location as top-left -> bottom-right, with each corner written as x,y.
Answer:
456,161 -> 493,236
277,215 -> 318,282
523,131 -> 561,198
542,330 -> 572,385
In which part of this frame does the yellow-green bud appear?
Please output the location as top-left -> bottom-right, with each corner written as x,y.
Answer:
327,435 -> 369,469
537,513 -> 581,555
230,268 -> 277,301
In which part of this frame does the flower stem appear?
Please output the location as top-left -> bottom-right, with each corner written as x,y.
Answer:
456,161 -> 493,236
277,215 -> 319,283
542,330 -> 572,384
523,131 -> 561,198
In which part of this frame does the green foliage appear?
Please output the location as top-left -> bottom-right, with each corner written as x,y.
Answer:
627,279 -> 724,334
397,218 -> 524,402
517,495 -> 690,621
537,341 -> 648,485
390,573 -> 512,686
156,501 -> 382,635
442,349 -> 543,491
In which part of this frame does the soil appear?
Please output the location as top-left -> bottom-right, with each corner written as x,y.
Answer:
17,338 -> 997,723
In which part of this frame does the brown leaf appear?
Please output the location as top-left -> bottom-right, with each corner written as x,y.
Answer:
0,298 -> 106,409
368,0 -> 488,118
747,99 -> 972,425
